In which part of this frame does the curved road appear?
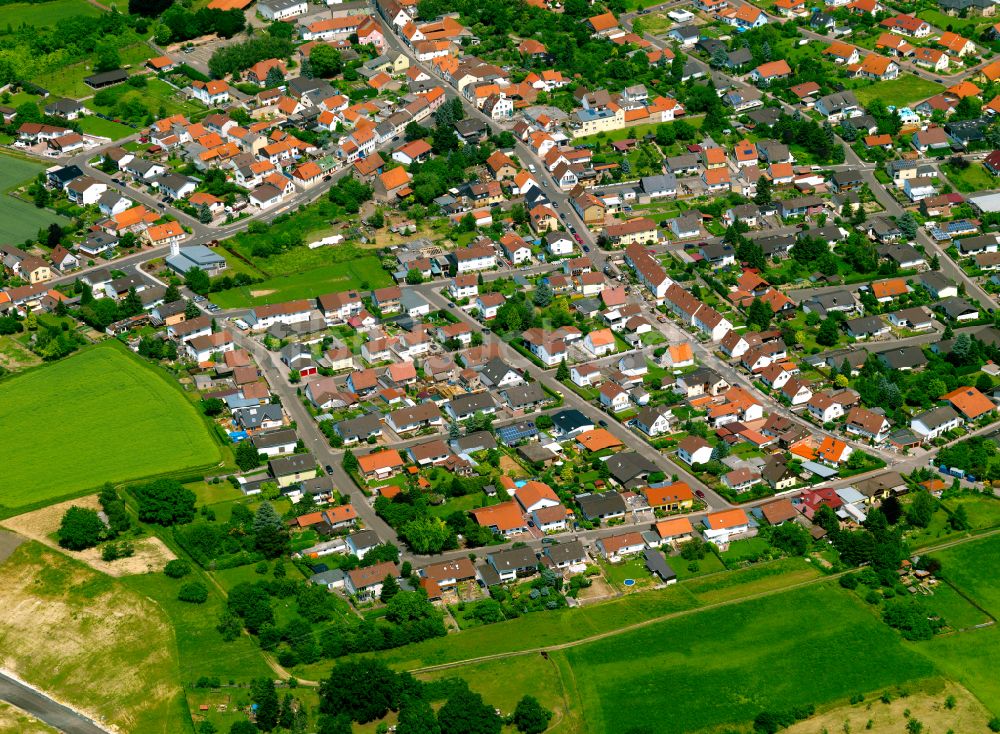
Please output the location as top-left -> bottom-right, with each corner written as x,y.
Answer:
0,672 -> 112,734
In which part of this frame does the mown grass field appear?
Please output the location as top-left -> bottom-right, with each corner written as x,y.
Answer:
561,585 -> 936,734
0,541 -> 189,733
0,151 -> 69,246
0,0 -> 100,27
853,74 -> 941,107
210,256 -> 392,308
0,342 -> 221,512
77,115 -> 136,140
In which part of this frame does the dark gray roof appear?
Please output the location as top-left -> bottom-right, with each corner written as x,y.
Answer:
452,430 -> 497,453
269,452 -> 315,475
605,452 -> 658,486
501,382 -> 547,408
936,297 -> 979,320
877,346 -> 927,371
644,548 -> 676,581
543,540 -> 586,565
576,490 -> 627,520
252,428 -> 298,450
335,413 -> 383,441
552,408 -> 592,433
446,392 -> 496,416
488,546 -> 538,571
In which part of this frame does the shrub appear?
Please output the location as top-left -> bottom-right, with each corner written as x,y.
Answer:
178,581 -> 209,604
164,559 -> 192,578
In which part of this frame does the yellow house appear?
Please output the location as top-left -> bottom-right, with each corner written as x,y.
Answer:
269,454 -> 315,488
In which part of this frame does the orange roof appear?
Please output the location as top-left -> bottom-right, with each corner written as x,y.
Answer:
858,54 -> 893,76
668,343 -> 693,363
587,328 -> 615,346
865,134 -> 892,147
943,386 -> 995,419
982,60 -> 1000,81
624,108 -> 648,123
325,505 -> 357,524
769,162 -> 793,180
296,511 -> 325,528
293,161 -> 322,180
588,11 -> 618,31
705,508 -> 749,530
790,439 -> 817,460
470,501 -> 525,532
146,221 -> 184,242
704,167 -> 731,185
645,481 -> 694,507
824,41 -> 856,59
655,516 -> 694,538
871,278 -> 907,299
703,146 -> 726,165
576,428 -> 624,452
755,60 -> 791,78
515,481 -> 559,511
938,31 -> 971,54
148,55 -> 174,69
948,81 -> 981,99
818,436 -> 850,463
379,166 -> 411,190
357,449 -> 404,473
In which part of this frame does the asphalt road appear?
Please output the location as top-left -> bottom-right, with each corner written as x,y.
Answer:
0,672 -> 112,734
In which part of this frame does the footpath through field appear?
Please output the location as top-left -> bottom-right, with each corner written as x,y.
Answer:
407,526 -> 1000,675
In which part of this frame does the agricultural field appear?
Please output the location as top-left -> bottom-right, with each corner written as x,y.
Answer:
560,585 -> 936,734
0,0 -> 100,27
0,542 -> 188,733
0,342 -> 222,513
0,152 -> 69,246
853,75 -> 941,107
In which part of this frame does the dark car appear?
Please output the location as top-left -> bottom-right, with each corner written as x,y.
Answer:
325,465 -> 334,475
583,245 -> 590,252
598,419 -> 608,427
695,489 -> 705,498
448,302 -> 456,308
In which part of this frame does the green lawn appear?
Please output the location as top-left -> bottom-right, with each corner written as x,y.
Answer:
854,75 -> 941,107
0,0 -> 100,27
945,494 -> 1000,531
918,8 -> 993,37
88,76 -> 201,119
0,151 -> 69,246
210,256 -> 392,308
122,571 -> 274,685
0,342 -> 222,513
718,536 -> 773,565
77,115 -> 136,140
942,162 -> 996,194
924,581 -> 991,630
34,42 -> 156,99
682,557 -> 821,605
907,533 -> 1000,715
932,533 -> 1000,618
561,585 -> 937,734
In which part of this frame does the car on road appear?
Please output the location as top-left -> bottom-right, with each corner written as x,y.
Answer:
552,201 -> 559,208
598,419 -> 607,427
482,327 -> 492,333
325,465 -> 334,475
934,78 -> 943,83
448,302 -> 456,308
583,245 -> 590,252
574,234 -> 583,243
194,295 -> 206,302
695,489 -> 705,498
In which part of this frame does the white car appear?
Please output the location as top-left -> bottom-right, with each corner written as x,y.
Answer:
232,318 -> 249,330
